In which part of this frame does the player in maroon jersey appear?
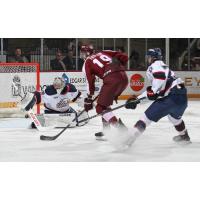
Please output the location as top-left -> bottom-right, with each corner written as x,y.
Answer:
81,44 -> 129,139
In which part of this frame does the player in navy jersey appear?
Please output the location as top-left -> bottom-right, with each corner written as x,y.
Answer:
110,48 -> 190,149
81,44 -> 129,139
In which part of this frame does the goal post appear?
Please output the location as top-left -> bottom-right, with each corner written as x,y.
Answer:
0,63 -> 40,117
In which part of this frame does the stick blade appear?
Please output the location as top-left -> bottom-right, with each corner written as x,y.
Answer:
40,135 -> 56,141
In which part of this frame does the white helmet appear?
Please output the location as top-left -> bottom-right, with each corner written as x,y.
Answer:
53,77 -> 65,93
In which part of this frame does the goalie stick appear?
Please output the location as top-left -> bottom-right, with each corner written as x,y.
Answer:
40,96 -> 146,141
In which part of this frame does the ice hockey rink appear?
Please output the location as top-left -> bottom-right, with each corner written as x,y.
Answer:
0,100 -> 199,162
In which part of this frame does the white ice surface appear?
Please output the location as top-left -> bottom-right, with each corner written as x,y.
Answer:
0,100 -> 199,161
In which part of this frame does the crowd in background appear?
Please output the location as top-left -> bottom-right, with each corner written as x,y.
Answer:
0,38 -> 199,71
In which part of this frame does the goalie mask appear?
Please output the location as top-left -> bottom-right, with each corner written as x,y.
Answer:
53,77 -> 65,93
80,44 -> 94,59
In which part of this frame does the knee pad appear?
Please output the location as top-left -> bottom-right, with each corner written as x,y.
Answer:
34,91 -> 41,104
168,115 -> 182,126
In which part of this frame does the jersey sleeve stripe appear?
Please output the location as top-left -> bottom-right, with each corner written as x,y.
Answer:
153,71 -> 166,80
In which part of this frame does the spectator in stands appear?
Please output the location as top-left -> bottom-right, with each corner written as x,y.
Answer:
50,51 -> 66,71
129,49 -> 145,70
116,46 -> 125,53
63,49 -> 76,70
8,48 -> 29,63
78,57 -> 84,70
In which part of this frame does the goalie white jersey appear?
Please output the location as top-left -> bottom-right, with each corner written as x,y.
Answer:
42,83 -> 80,113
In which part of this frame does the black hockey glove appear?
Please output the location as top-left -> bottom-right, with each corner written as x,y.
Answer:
24,91 -> 41,111
24,97 -> 36,111
125,96 -> 139,109
84,95 -> 93,112
146,86 -> 158,101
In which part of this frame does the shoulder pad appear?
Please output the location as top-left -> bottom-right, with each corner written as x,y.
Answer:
45,85 -> 57,95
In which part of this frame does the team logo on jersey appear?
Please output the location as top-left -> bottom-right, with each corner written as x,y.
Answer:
130,74 -> 145,91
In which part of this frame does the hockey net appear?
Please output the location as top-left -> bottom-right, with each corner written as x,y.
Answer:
0,63 -> 40,117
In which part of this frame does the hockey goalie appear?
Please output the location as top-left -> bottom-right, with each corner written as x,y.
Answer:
23,76 -> 88,129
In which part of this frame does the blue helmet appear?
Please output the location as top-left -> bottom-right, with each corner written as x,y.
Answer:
146,48 -> 162,60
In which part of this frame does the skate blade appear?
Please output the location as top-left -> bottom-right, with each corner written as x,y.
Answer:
175,140 -> 192,145
96,137 -> 107,141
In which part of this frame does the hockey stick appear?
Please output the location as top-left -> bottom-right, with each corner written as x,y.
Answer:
40,96 -> 146,141
40,95 -> 99,141
27,109 -> 54,131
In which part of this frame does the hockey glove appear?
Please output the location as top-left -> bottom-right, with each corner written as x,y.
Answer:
125,96 -> 139,109
146,86 -> 158,101
84,95 -> 93,112
24,91 -> 41,111
115,52 -> 128,65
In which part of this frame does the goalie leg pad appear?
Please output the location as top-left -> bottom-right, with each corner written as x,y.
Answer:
43,113 -> 77,127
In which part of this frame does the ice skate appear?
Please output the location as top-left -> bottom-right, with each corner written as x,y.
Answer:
95,132 -> 107,141
173,131 -> 191,144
